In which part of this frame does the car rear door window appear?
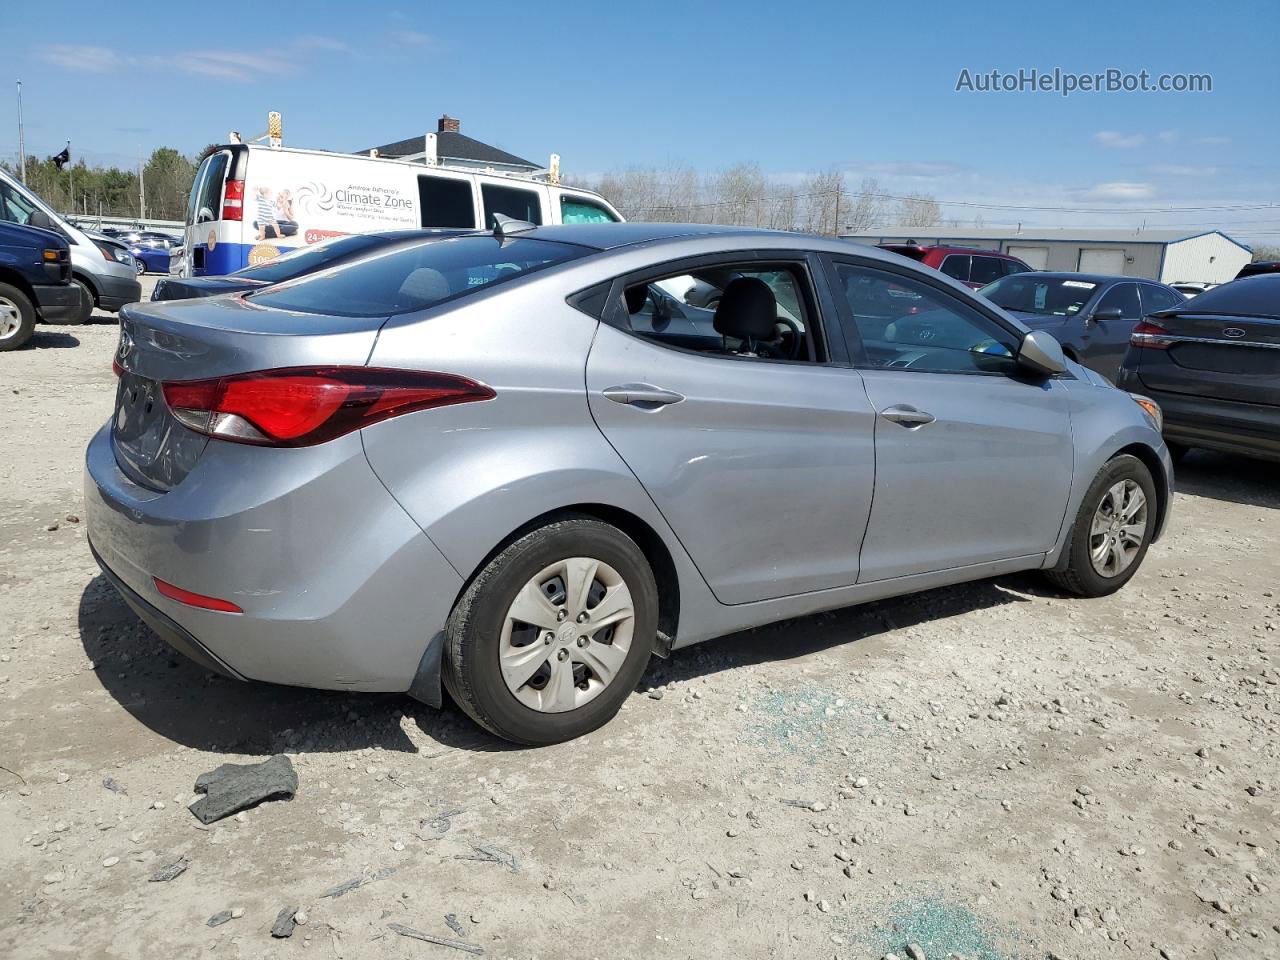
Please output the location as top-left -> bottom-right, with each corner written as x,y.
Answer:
1139,284 -> 1183,313
969,256 -> 1005,286
418,175 -> 476,228
248,235 -> 587,318
938,255 -> 970,282
834,262 -> 1020,375
481,184 -> 543,228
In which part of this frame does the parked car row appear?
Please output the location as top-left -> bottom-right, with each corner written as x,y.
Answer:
0,168 -> 142,343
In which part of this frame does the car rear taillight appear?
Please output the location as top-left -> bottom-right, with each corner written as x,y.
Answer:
221,179 -> 245,221
161,366 -> 495,447
1130,318 -> 1174,350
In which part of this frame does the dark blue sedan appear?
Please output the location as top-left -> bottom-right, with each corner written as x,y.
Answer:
978,272 -> 1185,382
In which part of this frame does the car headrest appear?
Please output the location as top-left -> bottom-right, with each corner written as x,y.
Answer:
624,284 -> 648,314
713,277 -> 778,341
398,267 -> 450,306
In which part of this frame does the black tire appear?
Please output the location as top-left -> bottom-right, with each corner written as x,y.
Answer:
134,258 -> 145,276
0,282 -> 37,352
66,278 -> 94,325
443,517 -> 658,745
1045,454 -> 1157,597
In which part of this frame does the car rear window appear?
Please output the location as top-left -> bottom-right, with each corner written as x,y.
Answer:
233,234 -> 383,283
247,235 -> 590,318
1166,275 -> 1280,317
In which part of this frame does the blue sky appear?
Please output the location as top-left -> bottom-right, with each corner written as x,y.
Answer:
6,0 -> 1278,241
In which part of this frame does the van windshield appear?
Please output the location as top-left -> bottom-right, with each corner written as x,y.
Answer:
232,234 -> 383,283
247,235 -> 591,317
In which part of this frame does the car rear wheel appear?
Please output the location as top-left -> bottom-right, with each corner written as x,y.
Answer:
443,517 -> 658,745
0,284 -> 36,352
66,279 -> 94,325
1045,454 -> 1156,597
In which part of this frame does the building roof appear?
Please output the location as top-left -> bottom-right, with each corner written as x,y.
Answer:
360,131 -> 538,170
842,226 -> 1251,250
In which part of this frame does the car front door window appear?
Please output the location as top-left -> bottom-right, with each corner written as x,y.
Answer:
834,263 -> 1020,375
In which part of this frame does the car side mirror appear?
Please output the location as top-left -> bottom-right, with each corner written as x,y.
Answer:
1090,306 -> 1123,323
28,208 -> 55,231
1017,329 -> 1066,376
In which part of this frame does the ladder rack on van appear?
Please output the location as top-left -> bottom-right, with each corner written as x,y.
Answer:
228,112 -> 562,185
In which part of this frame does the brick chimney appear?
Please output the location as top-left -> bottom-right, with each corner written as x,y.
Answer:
438,115 -> 460,134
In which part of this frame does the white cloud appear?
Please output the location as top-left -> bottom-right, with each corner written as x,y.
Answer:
865,161 -> 965,179
36,44 -> 127,72
1093,130 -> 1147,149
1196,135 -> 1230,145
1080,181 -> 1156,202
1157,130 -> 1180,143
393,30 -> 432,46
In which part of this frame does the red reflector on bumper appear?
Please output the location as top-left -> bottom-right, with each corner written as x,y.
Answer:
153,577 -> 243,614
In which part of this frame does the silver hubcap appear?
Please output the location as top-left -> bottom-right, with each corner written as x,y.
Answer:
1089,479 -> 1148,577
0,297 -> 21,339
499,557 -> 635,713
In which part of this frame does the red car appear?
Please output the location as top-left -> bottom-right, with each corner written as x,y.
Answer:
878,244 -> 1033,288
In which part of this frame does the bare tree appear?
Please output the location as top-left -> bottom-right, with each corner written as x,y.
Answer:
707,163 -> 767,226
843,177 -> 889,234
895,193 -> 942,228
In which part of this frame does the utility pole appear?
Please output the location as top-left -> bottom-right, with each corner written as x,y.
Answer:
16,79 -> 25,182
138,147 -> 146,221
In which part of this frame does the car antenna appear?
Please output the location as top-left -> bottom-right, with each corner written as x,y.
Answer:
492,213 -> 537,242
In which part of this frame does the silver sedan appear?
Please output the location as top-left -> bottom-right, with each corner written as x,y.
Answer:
86,223 -> 1172,744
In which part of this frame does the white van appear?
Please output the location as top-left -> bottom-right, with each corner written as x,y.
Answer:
179,142 -> 623,277
0,167 -> 142,322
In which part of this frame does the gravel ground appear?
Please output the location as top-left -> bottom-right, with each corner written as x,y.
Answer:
1,285 -> 1278,959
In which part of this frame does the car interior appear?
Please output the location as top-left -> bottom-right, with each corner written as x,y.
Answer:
836,263 -> 1020,374
618,263 -> 823,362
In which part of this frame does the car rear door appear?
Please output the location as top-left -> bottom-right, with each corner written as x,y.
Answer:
827,256 -> 1074,582
585,251 -> 877,605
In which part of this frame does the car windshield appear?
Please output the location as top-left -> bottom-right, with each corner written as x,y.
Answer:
247,235 -> 591,317
232,234 -> 385,283
978,275 -> 1097,316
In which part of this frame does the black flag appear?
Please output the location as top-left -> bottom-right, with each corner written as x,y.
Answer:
52,145 -> 70,169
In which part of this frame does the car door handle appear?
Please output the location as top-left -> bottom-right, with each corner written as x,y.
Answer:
880,404 -> 936,427
602,383 -> 685,408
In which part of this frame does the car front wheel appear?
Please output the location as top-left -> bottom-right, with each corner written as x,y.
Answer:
1045,453 -> 1157,597
443,517 -> 658,745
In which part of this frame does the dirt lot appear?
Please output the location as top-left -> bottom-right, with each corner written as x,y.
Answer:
1,286 -> 1278,960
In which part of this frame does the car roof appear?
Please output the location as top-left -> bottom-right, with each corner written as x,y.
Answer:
882,244 -> 1018,257
513,222 -> 785,251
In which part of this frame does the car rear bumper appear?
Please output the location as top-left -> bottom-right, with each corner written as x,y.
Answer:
32,282 -> 82,322
95,272 -> 143,312
1135,384 -> 1280,462
84,422 -> 464,692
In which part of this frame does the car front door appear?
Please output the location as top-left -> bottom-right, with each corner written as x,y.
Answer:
585,253 -> 877,605
1083,282 -> 1143,381
829,257 -> 1074,583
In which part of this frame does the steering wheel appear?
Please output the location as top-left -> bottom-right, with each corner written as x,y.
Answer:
770,316 -> 804,360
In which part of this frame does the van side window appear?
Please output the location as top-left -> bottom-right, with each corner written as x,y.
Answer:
418,176 -> 476,229
195,153 -> 228,224
0,182 -> 38,225
560,196 -> 617,224
481,184 -> 542,228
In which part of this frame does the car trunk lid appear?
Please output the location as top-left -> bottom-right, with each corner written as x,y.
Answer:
1134,310 -> 1280,406
111,297 -> 385,491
